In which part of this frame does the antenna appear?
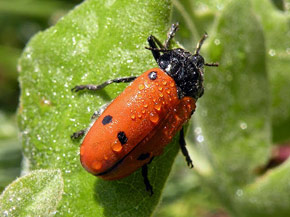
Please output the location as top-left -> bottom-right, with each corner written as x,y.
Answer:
195,33 -> 208,54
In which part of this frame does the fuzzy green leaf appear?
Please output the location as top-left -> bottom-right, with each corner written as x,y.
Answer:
0,169 -> 63,217
235,159 -> 290,217
251,0 -> 290,143
196,0 -> 271,185
18,0 -> 177,216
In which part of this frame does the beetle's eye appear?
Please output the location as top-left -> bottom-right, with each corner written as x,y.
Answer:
159,60 -> 168,69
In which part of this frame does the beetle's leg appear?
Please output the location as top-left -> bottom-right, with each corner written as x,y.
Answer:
164,22 -> 179,49
146,23 -> 179,63
71,76 -> 137,92
71,129 -> 86,139
205,62 -> 219,67
71,103 -> 109,139
179,127 -> 194,168
142,163 -> 153,196
147,35 -> 164,63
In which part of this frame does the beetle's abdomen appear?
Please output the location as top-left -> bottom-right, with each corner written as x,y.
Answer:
99,96 -> 195,180
80,68 -> 185,177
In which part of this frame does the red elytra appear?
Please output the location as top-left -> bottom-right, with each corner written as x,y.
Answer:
72,23 -> 218,194
80,67 -> 196,180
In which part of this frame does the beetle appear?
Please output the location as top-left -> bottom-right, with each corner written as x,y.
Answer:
71,23 -> 218,195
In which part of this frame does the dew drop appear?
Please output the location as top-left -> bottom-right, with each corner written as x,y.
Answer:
149,112 -> 159,123
92,161 -> 102,170
195,127 -> 202,134
143,104 -> 148,108
174,115 -> 182,122
214,39 -> 220,45
166,90 -> 171,94
137,113 -> 142,119
36,134 -> 41,141
162,81 -> 167,85
197,135 -> 204,143
131,114 -> 136,120
154,104 -> 162,111
236,189 -> 244,197
138,84 -> 145,90
142,110 -> 146,114
112,143 -> 123,152
158,87 -> 163,91
268,49 -> 276,56
240,122 -> 247,130
159,93 -> 164,97
170,82 -> 175,87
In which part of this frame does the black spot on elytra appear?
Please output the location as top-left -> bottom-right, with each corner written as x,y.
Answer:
102,115 -> 112,125
148,71 -> 157,80
137,153 -> 150,161
117,131 -> 128,145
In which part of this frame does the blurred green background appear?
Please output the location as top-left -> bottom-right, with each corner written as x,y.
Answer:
0,0 -> 289,217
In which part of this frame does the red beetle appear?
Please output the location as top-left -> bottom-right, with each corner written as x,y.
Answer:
72,23 -> 218,195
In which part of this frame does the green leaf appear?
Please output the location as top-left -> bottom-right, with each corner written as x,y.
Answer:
157,0 -> 290,216
187,1 -> 272,214
18,0 -> 176,216
0,169 -> 63,217
235,159 -> 290,217
251,0 -> 290,143
196,0 -> 271,185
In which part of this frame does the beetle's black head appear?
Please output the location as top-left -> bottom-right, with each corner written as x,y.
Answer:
147,26 -> 218,100
157,48 -> 206,99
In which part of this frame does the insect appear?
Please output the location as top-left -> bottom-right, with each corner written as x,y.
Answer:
71,23 -> 218,195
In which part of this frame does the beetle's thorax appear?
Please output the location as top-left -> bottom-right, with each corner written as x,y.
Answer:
157,48 -> 204,100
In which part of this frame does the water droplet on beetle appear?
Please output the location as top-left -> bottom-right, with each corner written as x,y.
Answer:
92,161 -> 102,170
112,143 -> 123,152
154,104 -> 161,111
138,84 -> 145,90
131,114 -> 136,120
149,112 -> 159,123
